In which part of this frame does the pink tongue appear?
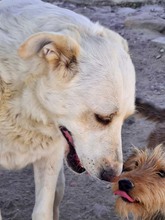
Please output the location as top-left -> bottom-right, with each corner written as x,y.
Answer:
63,130 -> 73,144
114,190 -> 135,203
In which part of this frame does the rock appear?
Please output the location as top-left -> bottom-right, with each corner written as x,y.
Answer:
49,0 -> 164,6
125,13 -> 165,33
152,37 -> 165,48
117,7 -> 136,16
140,5 -> 164,13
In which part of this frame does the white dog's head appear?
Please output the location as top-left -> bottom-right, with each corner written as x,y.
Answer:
19,31 -> 135,182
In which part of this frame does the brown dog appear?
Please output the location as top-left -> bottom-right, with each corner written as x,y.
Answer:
112,98 -> 165,220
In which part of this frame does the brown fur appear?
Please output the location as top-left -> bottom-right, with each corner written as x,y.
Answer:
135,98 -> 165,123
112,98 -> 165,220
136,98 -> 165,149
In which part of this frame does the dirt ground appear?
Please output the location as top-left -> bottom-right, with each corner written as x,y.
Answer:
0,1 -> 164,220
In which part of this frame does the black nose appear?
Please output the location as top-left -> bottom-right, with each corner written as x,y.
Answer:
100,168 -> 116,182
119,179 -> 134,192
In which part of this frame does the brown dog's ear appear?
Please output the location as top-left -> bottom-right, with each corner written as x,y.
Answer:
18,32 -> 80,67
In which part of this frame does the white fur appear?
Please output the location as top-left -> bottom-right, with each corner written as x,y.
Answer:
0,0 -> 136,219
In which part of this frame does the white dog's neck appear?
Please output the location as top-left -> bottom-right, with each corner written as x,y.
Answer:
0,77 -> 60,169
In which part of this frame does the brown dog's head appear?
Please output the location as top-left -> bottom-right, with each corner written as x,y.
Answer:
112,144 -> 165,219
18,31 -> 135,181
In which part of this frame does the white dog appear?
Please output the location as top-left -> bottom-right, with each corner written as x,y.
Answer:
0,0 -> 136,219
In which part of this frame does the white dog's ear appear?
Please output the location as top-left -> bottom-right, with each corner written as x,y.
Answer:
18,32 -> 80,68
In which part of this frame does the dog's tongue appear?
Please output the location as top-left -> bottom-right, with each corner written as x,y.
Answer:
62,129 -> 74,144
114,190 -> 135,203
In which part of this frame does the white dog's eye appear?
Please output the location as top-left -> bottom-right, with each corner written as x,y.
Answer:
95,113 -> 116,125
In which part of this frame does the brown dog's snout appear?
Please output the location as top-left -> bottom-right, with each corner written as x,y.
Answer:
119,179 -> 134,192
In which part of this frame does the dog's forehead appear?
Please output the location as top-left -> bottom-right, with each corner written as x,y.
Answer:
76,66 -> 124,114
74,70 -> 121,115
87,85 -> 120,114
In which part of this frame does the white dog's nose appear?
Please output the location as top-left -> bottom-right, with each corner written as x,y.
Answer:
100,168 -> 119,182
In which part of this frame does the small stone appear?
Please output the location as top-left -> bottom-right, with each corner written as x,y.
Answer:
160,48 -> 164,53
106,184 -> 111,189
150,8 -> 156,12
156,54 -> 161,59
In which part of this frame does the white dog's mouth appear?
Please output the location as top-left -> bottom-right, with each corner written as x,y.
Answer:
60,126 -> 86,174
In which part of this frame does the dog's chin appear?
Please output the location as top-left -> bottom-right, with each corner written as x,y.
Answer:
60,126 -> 86,174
